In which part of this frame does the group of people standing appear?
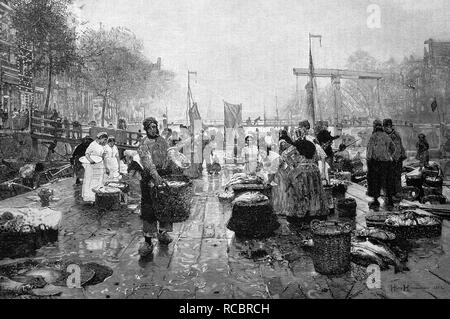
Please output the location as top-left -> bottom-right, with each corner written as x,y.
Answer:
366,119 -> 407,211
366,118 -> 433,211
76,133 -> 121,203
71,116 -> 176,260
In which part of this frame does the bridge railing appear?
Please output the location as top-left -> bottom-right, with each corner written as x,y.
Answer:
30,117 -> 140,149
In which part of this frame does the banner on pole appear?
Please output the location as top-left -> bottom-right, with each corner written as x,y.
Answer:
224,101 -> 242,129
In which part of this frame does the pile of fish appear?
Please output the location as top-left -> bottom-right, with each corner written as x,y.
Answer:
385,211 -> 441,227
355,228 -> 396,242
218,189 -> 235,202
92,186 -> 121,194
226,173 -> 265,189
351,240 -> 409,273
233,192 -> 269,205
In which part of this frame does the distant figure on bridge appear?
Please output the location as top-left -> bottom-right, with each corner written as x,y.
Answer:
246,117 -> 252,126
254,116 -> 261,126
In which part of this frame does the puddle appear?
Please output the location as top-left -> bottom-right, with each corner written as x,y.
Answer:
0,259 -> 114,298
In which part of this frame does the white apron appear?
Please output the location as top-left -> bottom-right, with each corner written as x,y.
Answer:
82,141 -> 105,202
104,145 -> 120,182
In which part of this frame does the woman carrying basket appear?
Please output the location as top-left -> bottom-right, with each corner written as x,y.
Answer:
137,117 -> 173,258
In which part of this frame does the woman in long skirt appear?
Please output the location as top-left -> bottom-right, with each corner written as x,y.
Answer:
273,123 -> 328,219
82,132 -> 108,203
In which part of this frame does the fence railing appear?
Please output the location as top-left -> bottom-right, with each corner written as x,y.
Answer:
30,117 -> 140,148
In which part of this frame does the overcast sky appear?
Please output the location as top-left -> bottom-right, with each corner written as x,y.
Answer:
75,0 -> 450,120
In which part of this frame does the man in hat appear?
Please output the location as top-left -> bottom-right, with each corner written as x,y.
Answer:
383,119 -> 406,202
367,120 -> 396,211
137,117 -> 172,258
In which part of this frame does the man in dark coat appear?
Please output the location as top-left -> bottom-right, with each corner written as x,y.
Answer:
383,119 -> 406,202
367,120 -> 396,211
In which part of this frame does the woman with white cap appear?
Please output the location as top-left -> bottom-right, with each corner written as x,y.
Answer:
104,136 -> 121,182
82,132 -> 108,203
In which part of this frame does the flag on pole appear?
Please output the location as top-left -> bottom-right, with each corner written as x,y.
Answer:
309,34 -> 323,47
224,101 -> 242,128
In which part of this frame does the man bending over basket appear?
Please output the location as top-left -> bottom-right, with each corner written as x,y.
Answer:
137,117 -> 173,258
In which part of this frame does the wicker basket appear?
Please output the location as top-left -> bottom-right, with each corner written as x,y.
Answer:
381,212 -> 443,239
310,220 -> 352,275
152,175 -> 194,223
381,223 -> 442,239
227,193 -> 279,239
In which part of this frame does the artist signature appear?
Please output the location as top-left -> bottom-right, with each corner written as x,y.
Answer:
390,284 -> 445,293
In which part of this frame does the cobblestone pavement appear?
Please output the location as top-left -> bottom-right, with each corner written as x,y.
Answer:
1,169 -> 450,299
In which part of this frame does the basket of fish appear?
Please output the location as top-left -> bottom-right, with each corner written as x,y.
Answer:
310,220 -> 353,275
382,211 -> 442,239
151,175 -> 193,223
227,192 -> 279,239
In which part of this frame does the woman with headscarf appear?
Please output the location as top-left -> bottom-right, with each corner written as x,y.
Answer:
104,136 -> 121,182
366,120 -> 396,211
82,132 -> 108,203
272,121 -> 328,219
416,134 -> 430,169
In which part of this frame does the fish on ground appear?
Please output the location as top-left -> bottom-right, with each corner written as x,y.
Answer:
24,268 -> 62,284
352,240 -> 409,273
351,246 -> 389,270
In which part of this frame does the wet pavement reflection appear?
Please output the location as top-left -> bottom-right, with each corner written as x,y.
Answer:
1,167 -> 450,299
